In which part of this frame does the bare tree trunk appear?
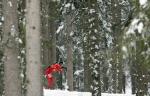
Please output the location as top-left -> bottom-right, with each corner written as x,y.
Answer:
41,0 -> 51,66
66,42 -> 73,90
0,0 -> 4,95
26,0 -> 43,96
49,1 -> 57,65
41,0 -> 57,66
65,13 -> 74,91
3,0 -> 21,96
50,21 -> 56,64
84,54 -> 92,92
41,0 -> 58,88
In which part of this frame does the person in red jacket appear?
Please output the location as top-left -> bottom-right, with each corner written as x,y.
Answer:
44,63 -> 63,89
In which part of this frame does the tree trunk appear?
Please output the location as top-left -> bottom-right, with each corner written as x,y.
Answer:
3,0 -> 21,96
50,21 -> 56,64
41,0 -> 58,89
41,0 -> 57,66
66,42 -> 73,90
110,0 -> 123,93
0,0 -> 4,95
65,13 -> 74,91
79,1 -> 103,95
26,0 -> 43,96
41,0 -> 51,66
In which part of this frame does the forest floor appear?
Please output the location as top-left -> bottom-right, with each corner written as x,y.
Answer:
44,89 -> 136,96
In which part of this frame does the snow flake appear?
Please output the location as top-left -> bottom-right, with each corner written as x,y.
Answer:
21,50 -> 25,54
108,63 -> 112,68
59,46 -> 64,52
130,42 -> 136,47
89,9 -> 95,14
123,55 -> 126,59
137,22 -> 144,33
74,70 -> 83,75
65,3 -> 71,8
20,73 -> 24,78
92,36 -> 96,40
70,31 -> 74,36
93,80 -> 98,85
18,38 -> 23,44
122,46 -> 127,52
17,56 -> 21,59
88,18 -> 95,22
15,38 -> 23,44
11,25 -> 16,36
146,48 -> 150,54
56,24 -> 64,33
83,36 -> 87,41
132,19 -> 139,25
93,70 -> 98,75
94,29 -> 98,33
45,15 -> 49,18
1,16 -> 4,21
8,1 -> 12,7
95,45 -> 99,49
117,69 -> 119,73
71,4 -> 75,10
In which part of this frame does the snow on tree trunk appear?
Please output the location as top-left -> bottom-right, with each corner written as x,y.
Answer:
124,63 -> 132,94
3,0 -> 21,96
110,0 -> 123,93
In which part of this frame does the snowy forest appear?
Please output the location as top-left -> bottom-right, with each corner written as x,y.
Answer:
0,0 -> 150,96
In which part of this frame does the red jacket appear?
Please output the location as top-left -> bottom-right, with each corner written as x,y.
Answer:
44,63 -> 63,88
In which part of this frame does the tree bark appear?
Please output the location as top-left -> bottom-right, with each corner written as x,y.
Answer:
41,0 -> 57,66
50,21 -> 56,64
111,0 -> 123,93
0,0 -> 4,95
26,0 -> 43,96
66,42 -> 73,90
41,0 -> 51,66
65,13 -> 74,91
3,0 -> 21,96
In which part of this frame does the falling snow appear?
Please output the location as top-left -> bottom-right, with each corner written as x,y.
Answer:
65,3 -> 71,8
8,1 -> 12,7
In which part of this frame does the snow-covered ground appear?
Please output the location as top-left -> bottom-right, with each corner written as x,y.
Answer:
44,89 -> 92,96
101,93 -> 135,96
44,89 -> 135,96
